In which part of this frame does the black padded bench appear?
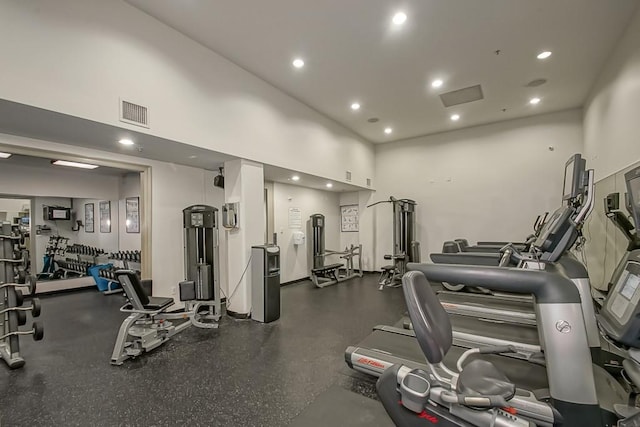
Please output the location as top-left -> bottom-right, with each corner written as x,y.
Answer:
310,263 -> 343,288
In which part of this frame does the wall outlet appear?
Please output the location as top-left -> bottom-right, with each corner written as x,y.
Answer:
171,286 -> 176,295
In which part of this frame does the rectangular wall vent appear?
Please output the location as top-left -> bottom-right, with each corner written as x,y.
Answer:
366,178 -> 371,187
346,171 -> 352,182
439,84 -> 484,107
120,99 -> 149,128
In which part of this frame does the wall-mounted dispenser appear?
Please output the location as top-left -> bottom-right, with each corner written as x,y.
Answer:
292,230 -> 305,246
222,202 -> 240,229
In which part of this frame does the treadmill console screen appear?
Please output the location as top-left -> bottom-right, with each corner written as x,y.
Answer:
562,154 -> 586,201
625,166 -> 640,230
620,272 -> 640,301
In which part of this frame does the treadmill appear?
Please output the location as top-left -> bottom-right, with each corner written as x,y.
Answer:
346,165 -> 640,378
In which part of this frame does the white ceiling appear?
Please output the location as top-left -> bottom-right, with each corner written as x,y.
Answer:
127,0 -> 638,143
0,153 -> 134,177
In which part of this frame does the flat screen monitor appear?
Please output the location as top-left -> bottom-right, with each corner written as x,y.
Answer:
624,165 -> 640,229
562,154 -> 586,201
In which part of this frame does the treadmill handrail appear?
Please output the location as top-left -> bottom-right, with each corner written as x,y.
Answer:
407,262 -> 580,304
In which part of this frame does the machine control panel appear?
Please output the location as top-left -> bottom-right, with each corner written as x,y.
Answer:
600,250 -> 640,347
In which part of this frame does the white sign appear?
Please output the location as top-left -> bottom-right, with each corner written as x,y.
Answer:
341,205 -> 359,232
288,207 -> 302,229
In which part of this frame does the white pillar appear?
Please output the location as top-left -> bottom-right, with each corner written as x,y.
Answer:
223,159 -> 264,316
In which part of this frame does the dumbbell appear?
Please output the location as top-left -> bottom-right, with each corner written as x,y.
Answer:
0,322 -> 44,342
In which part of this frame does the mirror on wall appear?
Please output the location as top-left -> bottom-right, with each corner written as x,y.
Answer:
0,153 -> 142,293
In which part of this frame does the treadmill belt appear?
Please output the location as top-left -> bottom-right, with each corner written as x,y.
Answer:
357,330 -> 548,390
450,313 -> 540,346
439,292 -> 534,312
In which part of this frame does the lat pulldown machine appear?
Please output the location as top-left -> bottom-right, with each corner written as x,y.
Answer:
369,197 -> 420,290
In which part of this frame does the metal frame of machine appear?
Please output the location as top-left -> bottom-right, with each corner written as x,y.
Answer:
308,213 -> 363,288
367,197 -> 420,290
111,205 -> 222,365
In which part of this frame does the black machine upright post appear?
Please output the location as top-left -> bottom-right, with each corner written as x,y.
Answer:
183,205 -> 221,318
310,214 -> 325,270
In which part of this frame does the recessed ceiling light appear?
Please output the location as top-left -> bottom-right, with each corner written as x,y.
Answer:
431,79 -> 443,88
51,160 -> 99,169
351,102 -> 361,111
291,175 -> 300,181
188,155 -> 198,159
118,138 -> 134,146
292,58 -> 305,68
0,152 -> 12,159
326,183 -> 333,188
450,114 -> 460,121
529,97 -> 541,105
384,127 -> 393,135
392,12 -> 407,25
537,51 -> 552,60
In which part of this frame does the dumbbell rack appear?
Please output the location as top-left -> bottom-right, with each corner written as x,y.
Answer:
0,222 -> 43,369
58,245 -> 105,279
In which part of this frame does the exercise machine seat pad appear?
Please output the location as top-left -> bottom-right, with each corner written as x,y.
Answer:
402,271 -> 452,364
312,263 -> 343,273
144,296 -> 174,310
457,359 -> 515,400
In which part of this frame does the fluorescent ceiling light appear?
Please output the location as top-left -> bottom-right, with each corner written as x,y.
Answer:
0,152 -> 12,159
291,175 -> 300,181
326,183 -> 333,188
431,79 -> 443,88
384,127 -> 393,135
392,12 -> 407,25
537,51 -> 552,59
292,58 -> 305,68
52,160 -> 99,169
118,138 -> 134,146
351,102 -> 361,111
450,114 -> 460,121
529,97 -> 541,105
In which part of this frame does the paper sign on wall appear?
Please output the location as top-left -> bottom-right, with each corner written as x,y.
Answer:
341,205 -> 359,232
288,207 -> 302,229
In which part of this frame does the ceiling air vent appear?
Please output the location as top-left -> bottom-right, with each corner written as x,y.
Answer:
439,85 -> 484,107
366,178 -> 371,187
346,171 -> 352,182
120,99 -> 149,128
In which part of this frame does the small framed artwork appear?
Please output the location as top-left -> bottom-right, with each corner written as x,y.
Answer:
341,205 -> 359,232
126,197 -> 140,234
99,201 -> 111,233
84,203 -> 94,233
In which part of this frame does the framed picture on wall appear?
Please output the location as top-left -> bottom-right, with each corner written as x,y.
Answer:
99,201 -> 111,233
341,205 -> 359,232
84,203 -> 94,233
126,197 -> 140,233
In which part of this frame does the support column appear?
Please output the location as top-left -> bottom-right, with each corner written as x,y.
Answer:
223,159 -> 265,316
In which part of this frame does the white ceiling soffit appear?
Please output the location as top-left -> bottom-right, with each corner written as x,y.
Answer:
0,99 -> 363,192
126,0 -> 638,143
0,99 -> 235,171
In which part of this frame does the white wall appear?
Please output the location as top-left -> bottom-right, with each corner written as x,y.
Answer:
584,5 -> 640,181
0,198 -> 29,222
372,109 -> 584,268
72,198 -> 120,253
273,182 -> 340,283
0,0 -> 375,189
118,173 -> 141,251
